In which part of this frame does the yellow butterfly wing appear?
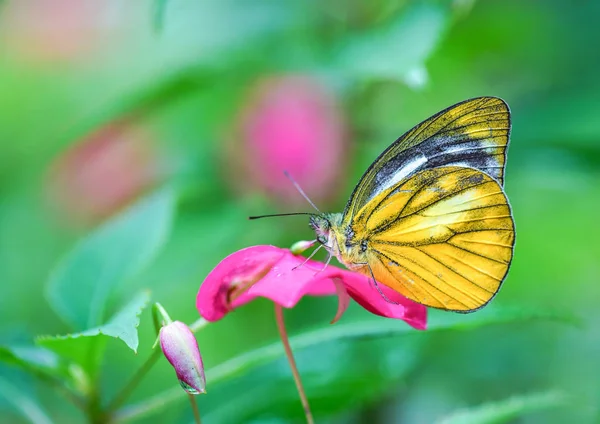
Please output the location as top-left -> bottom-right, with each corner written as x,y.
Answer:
353,166 -> 515,312
344,97 -> 510,224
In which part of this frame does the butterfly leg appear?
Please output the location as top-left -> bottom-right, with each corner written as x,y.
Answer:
358,262 -> 399,305
292,244 -> 323,271
313,252 -> 333,276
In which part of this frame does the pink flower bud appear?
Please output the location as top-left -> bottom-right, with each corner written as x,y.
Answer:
159,321 -> 206,395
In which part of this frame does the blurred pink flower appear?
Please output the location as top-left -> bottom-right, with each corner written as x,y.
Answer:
0,0 -> 108,63
46,121 -> 162,225
228,76 -> 349,206
196,245 -> 427,330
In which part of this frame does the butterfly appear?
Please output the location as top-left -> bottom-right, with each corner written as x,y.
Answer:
253,97 -> 515,312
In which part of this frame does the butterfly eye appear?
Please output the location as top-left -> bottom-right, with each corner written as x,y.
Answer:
317,235 -> 327,244
360,240 -> 368,252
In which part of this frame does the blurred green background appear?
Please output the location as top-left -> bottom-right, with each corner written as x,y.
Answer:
1,0 -> 598,423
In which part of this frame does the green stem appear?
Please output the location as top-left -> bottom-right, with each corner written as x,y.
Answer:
189,317 -> 209,333
86,385 -> 106,424
189,394 -> 201,424
153,302 -> 173,329
106,349 -> 162,412
274,304 -> 314,424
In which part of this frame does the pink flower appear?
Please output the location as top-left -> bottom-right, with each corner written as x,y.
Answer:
46,121 -> 162,226
196,245 -> 427,330
226,76 -> 349,206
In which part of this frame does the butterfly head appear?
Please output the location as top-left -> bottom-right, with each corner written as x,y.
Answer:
309,215 -> 330,245
309,213 -> 344,253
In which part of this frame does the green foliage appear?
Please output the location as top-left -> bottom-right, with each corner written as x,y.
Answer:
115,305 -> 576,422
425,305 -> 581,331
46,190 -> 173,329
37,291 -> 150,377
201,307 -> 577,422
437,391 -> 569,424
0,377 -> 53,424
212,305 -> 577,384
335,2 -> 448,85
0,345 -> 74,389
1,0 -> 599,422
204,336 -> 422,423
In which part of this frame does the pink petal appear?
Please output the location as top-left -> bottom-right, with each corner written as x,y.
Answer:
330,277 -> 350,325
196,245 -> 338,322
343,279 -> 428,331
196,245 -> 427,330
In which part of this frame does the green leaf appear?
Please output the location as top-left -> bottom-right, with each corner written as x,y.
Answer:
115,305 -> 576,422
47,188 -> 174,330
0,376 -> 54,424
426,305 -> 581,331
436,390 -> 569,424
335,3 -> 448,84
37,291 -> 150,376
0,345 -> 73,386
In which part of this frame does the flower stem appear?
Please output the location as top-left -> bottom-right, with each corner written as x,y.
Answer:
189,317 -> 209,333
274,304 -> 314,424
107,349 -> 162,412
188,394 -> 201,424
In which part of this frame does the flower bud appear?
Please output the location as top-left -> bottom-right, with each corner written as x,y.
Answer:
159,321 -> 206,395
290,240 -> 316,255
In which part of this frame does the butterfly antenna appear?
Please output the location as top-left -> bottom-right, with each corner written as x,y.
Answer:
284,170 -> 322,213
292,244 -> 323,270
248,212 -> 314,220
365,262 -> 399,305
